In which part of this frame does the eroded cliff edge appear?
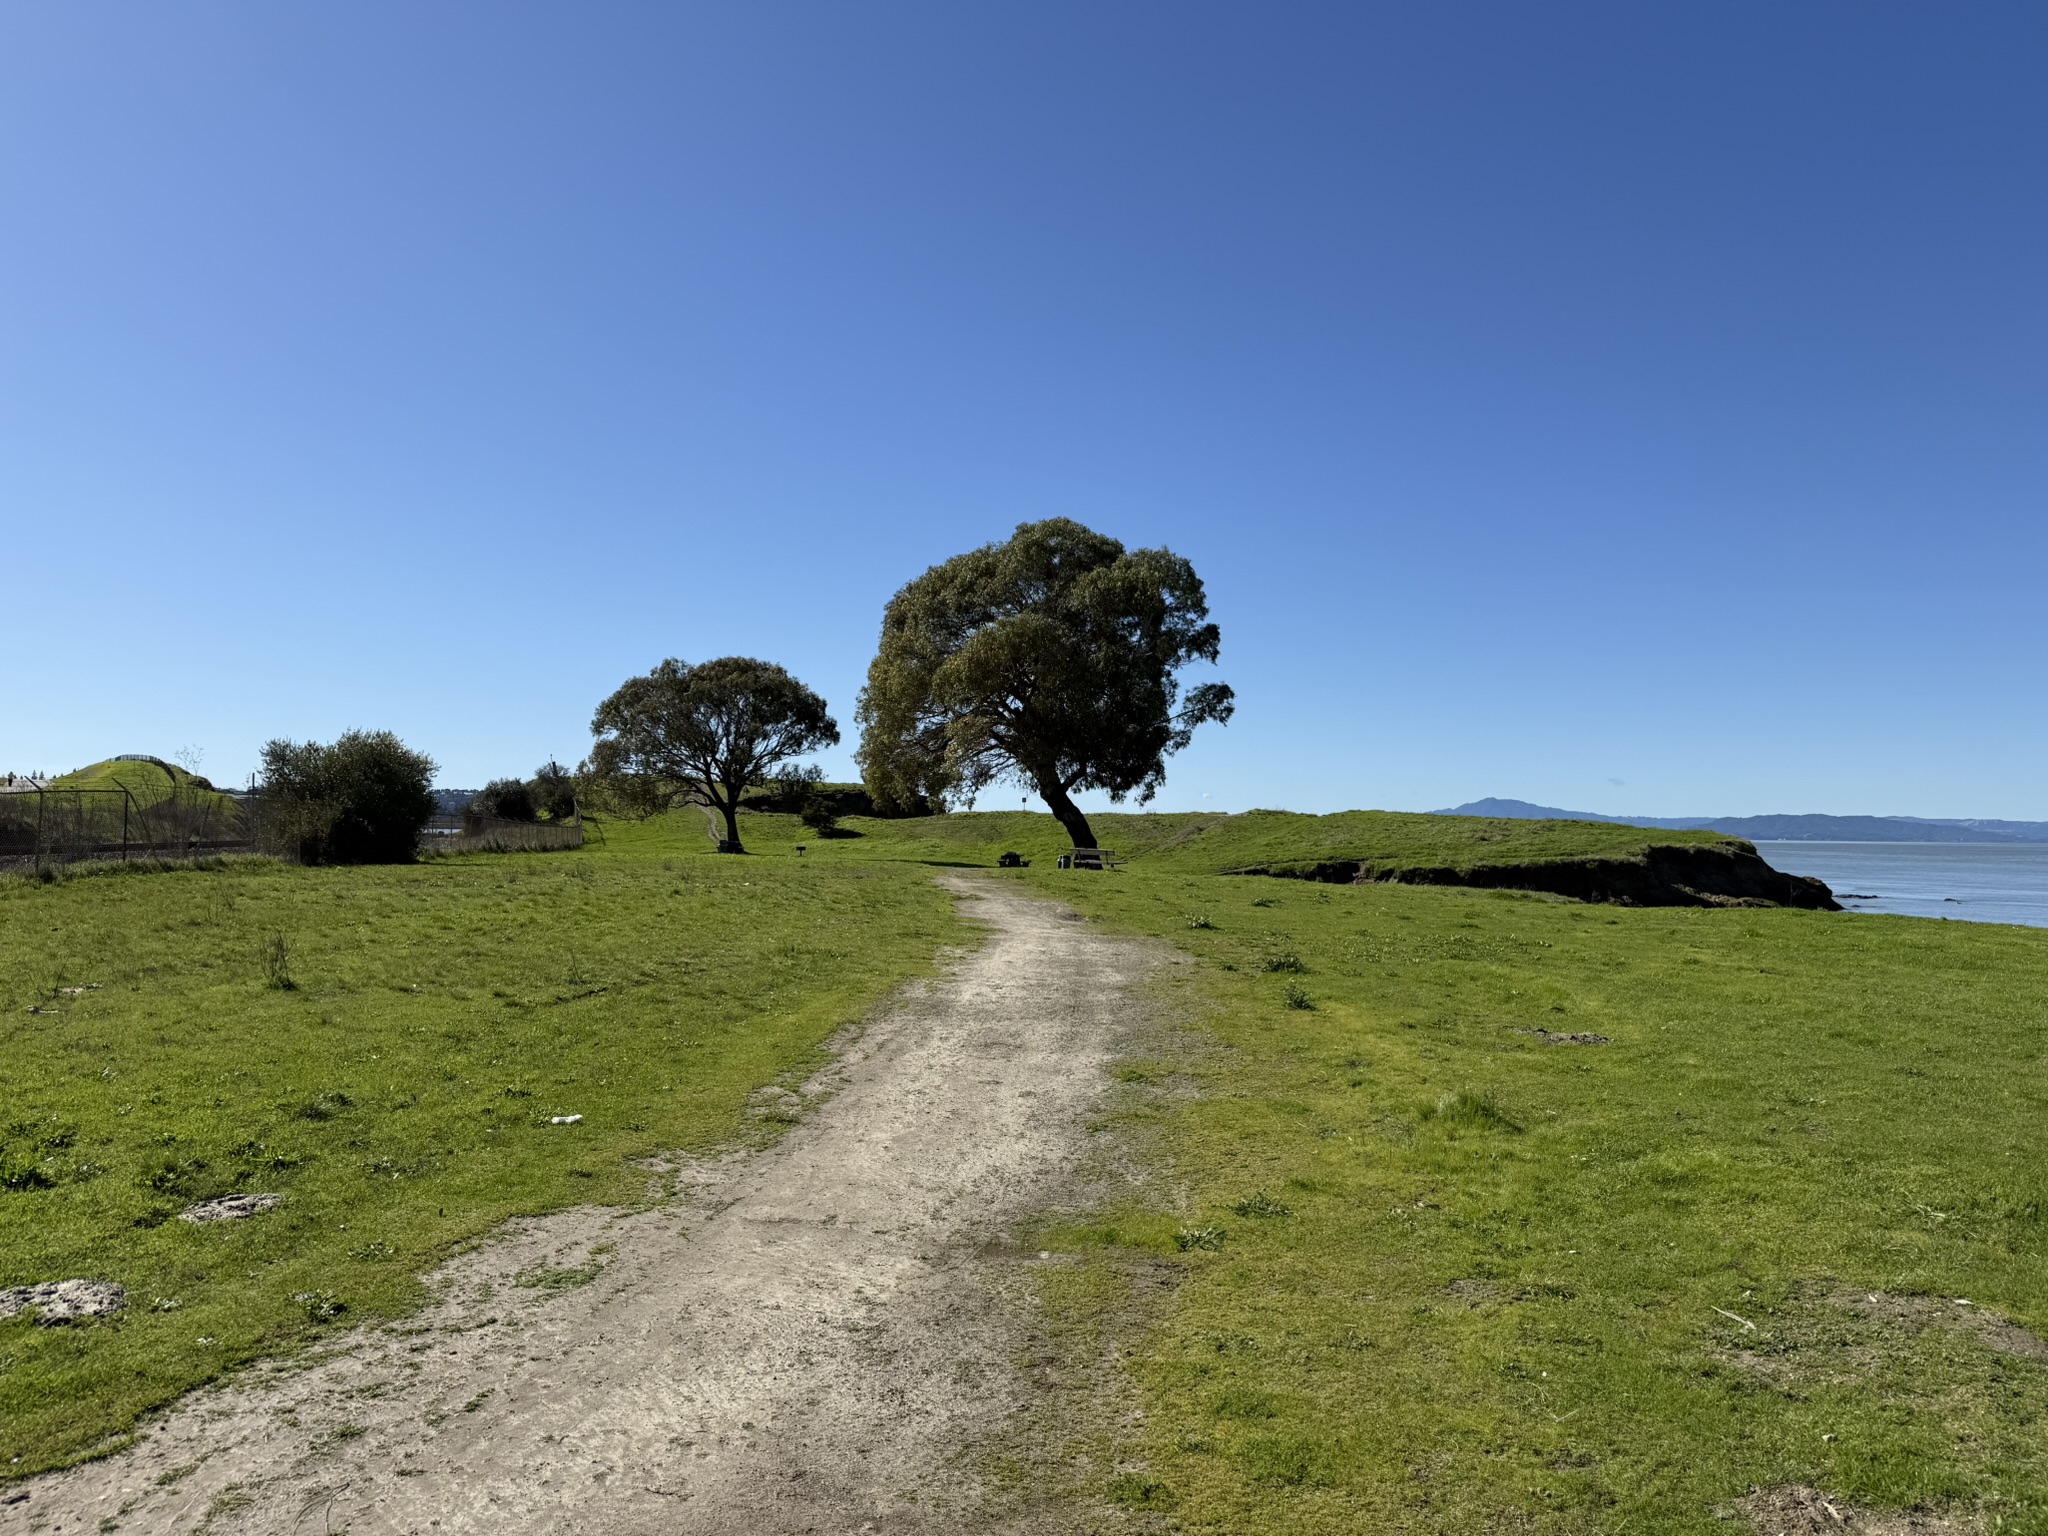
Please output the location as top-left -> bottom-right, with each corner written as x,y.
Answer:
1233,840 -> 1840,910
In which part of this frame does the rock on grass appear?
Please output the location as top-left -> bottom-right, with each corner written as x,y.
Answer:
0,1279 -> 125,1326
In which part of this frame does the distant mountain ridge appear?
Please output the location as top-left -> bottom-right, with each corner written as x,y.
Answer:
1434,798 -> 2048,845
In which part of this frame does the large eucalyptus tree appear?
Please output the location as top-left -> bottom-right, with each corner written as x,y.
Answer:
856,519 -> 1233,850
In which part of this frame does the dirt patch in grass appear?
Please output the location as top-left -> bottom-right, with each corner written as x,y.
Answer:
1842,1288 -> 2048,1364
1725,1283 -> 2048,1390
1740,1483 -> 1980,1535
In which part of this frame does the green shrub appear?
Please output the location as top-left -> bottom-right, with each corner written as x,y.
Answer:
258,732 -> 437,864
470,779 -> 537,825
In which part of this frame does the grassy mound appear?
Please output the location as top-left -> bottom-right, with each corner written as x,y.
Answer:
50,758 -> 233,810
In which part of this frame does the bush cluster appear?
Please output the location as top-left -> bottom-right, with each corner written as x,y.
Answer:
466,761 -> 581,830
469,779 -> 537,825
258,731 -> 437,865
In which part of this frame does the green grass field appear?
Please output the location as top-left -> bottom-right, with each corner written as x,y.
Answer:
1014,866 -> 2048,1533
7,802 -> 2045,1531
0,818 -> 959,1473
722,804 -> 1735,875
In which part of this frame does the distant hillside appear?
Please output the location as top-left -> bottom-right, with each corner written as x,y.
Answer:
1436,798 -> 2048,844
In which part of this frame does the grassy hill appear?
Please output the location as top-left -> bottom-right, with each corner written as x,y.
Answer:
50,757 -> 232,808
666,805 -> 1738,875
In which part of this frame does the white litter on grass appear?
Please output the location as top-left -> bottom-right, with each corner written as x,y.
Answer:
178,1193 -> 284,1225
0,1279 -> 125,1326
550,1115 -> 583,1125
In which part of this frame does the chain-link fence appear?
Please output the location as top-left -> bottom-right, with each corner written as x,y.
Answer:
0,786 -> 257,870
428,814 -> 586,854
2,787 -> 589,871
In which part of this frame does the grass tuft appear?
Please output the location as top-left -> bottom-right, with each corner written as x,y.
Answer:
292,1291 -> 348,1321
1231,1190 -> 1291,1219
1105,1473 -> 1177,1508
260,930 -> 294,991
1420,1089 -> 1521,1132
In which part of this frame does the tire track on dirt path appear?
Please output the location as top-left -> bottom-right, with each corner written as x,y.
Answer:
7,876 -> 1161,1536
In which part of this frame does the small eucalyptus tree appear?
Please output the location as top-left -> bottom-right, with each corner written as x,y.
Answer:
856,518 -> 1233,850
586,657 -> 838,853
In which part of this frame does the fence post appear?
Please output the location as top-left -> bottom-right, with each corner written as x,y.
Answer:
35,787 -> 47,872
122,789 -> 131,861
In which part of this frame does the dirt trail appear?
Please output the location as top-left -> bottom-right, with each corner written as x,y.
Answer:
10,876 -> 1159,1535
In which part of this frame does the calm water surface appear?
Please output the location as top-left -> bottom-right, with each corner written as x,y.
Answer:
1757,842 -> 2048,929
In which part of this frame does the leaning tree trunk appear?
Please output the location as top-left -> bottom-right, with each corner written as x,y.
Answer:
1035,776 -> 1098,850
711,789 -> 744,853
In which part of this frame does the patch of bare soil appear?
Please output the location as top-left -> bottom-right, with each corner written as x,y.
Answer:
1740,1484 -> 1981,1535
1721,1283 -> 2048,1391
1842,1289 -> 2048,1365
5,877 -> 1165,1536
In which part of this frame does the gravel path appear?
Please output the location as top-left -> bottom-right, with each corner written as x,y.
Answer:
7,876 -> 1157,1536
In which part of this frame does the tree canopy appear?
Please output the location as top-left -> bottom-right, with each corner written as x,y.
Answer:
259,730 -> 438,864
856,518 -> 1233,849
527,759 -> 579,822
468,778 -> 537,826
586,657 -> 838,852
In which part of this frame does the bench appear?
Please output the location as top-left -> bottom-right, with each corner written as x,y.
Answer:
1055,848 -> 1121,870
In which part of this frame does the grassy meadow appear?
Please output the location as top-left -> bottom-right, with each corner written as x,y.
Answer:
1016,867 -> 2048,1533
0,818 -> 959,1473
6,800 -> 2047,1532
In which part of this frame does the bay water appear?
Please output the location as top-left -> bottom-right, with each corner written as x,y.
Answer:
1756,841 -> 2048,929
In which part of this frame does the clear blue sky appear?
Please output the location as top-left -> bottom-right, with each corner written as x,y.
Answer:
5,4 -> 2043,817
